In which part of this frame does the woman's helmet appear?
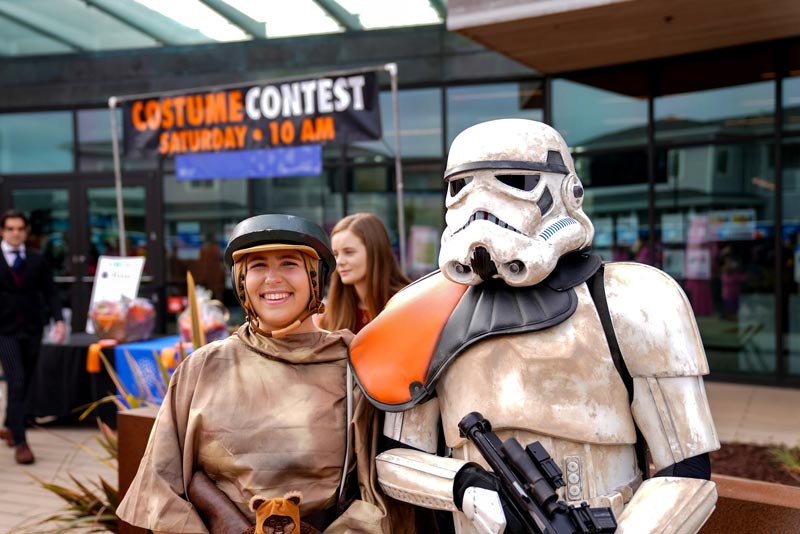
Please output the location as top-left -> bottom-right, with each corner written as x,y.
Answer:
224,214 -> 335,336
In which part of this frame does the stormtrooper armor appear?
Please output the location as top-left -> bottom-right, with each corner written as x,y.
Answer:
349,119 -> 719,534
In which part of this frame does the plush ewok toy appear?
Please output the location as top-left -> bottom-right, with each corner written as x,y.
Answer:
246,492 -> 320,534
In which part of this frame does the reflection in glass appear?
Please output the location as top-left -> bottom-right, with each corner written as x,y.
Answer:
253,171 -> 341,230
162,173 -> 249,324
552,79 -> 647,149
445,82 -> 543,147
11,189 -> 71,277
87,186 -> 147,272
350,88 -> 442,161
575,150 -> 648,264
0,111 -> 73,173
77,108 -> 159,172
655,81 -> 774,142
11,188 -> 72,326
783,140 -> 800,377
783,76 -> 800,132
655,142 -> 775,377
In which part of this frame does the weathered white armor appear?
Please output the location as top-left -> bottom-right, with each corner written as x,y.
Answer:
376,263 -> 719,532
353,119 -> 720,534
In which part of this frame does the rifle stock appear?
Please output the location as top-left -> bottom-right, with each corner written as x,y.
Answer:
458,412 -> 617,534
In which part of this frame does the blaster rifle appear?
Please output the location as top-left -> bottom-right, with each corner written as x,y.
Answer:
458,412 -> 617,534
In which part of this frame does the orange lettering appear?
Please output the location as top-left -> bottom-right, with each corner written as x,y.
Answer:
132,101 -> 147,131
145,100 -> 160,130
212,127 -> 224,150
228,90 -> 244,122
159,131 -> 169,154
187,95 -> 204,127
173,96 -> 187,128
205,93 -> 227,125
161,98 -> 174,129
315,116 -> 335,141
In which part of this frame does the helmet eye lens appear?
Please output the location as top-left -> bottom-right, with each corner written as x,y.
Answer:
496,173 -> 540,192
449,175 -> 473,196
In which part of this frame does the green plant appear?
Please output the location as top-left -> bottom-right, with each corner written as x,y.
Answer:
23,420 -> 119,533
769,445 -> 800,482
27,347 -> 178,534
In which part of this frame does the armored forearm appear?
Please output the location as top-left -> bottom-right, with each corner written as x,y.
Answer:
615,476 -> 717,534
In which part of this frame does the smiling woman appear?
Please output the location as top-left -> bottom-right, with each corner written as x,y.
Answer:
116,213 -> 416,534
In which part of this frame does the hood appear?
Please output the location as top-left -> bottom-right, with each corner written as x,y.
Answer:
235,323 -> 353,365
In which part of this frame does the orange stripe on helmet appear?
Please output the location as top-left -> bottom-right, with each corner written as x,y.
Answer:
350,272 -> 468,405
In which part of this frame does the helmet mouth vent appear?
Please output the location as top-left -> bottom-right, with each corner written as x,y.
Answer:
452,210 -> 522,237
470,247 -> 498,280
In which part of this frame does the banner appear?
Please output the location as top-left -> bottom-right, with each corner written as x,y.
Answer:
175,145 -> 322,181
123,71 -> 381,158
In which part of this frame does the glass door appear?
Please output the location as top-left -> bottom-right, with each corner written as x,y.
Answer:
3,173 -> 163,334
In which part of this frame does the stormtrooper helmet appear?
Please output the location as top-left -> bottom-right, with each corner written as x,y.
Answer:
439,119 -> 594,287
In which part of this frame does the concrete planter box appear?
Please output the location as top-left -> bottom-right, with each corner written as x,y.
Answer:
701,474 -> 800,533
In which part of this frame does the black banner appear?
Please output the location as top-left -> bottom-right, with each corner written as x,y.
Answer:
122,71 -> 381,158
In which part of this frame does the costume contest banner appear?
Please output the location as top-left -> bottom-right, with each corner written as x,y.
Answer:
121,71 -> 381,179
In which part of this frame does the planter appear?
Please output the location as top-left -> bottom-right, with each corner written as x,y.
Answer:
701,474 -> 800,533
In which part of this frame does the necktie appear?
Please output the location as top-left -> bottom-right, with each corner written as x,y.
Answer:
11,250 -> 24,272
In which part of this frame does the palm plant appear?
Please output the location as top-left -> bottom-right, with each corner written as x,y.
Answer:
23,420 -> 119,533
25,347 -> 177,534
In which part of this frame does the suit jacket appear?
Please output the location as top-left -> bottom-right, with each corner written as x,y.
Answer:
0,248 -> 63,337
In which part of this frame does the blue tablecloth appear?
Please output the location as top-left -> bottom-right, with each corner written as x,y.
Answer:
114,335 -> 182,405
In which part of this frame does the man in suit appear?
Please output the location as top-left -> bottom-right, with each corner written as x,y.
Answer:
0,209 -> 66,464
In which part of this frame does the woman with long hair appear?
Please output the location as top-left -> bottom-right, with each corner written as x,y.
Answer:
318,213 -> 410,334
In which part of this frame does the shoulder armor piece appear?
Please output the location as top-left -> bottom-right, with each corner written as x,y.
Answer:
350,271 -> 578,411
604,262 -> 709,378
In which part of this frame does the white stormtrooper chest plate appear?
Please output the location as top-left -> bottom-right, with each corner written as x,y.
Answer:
438,282 -> 637,449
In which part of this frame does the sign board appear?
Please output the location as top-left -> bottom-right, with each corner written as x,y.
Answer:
123,72 -> 381,158
85,256 -> 146,334
175,145 -> 322,181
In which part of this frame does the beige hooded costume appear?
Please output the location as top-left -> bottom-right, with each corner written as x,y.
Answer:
117,324 -> 410,534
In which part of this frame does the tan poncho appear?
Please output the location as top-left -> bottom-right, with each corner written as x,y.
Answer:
117,324 -> 411,534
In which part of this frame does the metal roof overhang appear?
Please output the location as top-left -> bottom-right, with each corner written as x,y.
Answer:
446,0 -> 800,74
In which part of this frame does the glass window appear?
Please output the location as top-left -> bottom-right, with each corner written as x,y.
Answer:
0,111 -> 73,173
346,163 -> 444,280
783,139 -> 800,378
783,42 -> 800,132
77,108 -> 158,172
654,142 -> 776,378
575,150 -> 648,263
253,170 -> 342,232
349,88 -> 442,161
552,78 -> 647,150
445,81 -> 543,147
162,172 -> 250,324
655,82 -> 774,143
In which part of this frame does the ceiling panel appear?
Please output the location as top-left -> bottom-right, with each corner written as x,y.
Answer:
0,0 -> 446,57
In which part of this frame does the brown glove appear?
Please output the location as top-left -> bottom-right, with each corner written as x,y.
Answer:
187,470 -> 253,534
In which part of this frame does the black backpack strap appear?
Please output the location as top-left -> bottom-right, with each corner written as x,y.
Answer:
588,264 -> 650,479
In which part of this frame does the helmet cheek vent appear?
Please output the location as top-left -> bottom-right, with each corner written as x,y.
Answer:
537,187 -> 554,216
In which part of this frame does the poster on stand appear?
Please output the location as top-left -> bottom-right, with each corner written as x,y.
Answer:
85,256 -> 146,334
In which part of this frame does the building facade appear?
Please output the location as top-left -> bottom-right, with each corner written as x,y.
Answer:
1,22 -> 800,386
